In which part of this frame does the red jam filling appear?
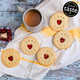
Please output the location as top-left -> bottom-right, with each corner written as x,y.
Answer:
27,44 -> 32,49
8,56 -> 13,61
57,20 -> 62,25
44,54 -> 49,59
60,38 -> 65,43
0,28 -> 12,42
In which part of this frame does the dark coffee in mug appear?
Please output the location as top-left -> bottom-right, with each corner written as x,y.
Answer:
24,10 -> 41,27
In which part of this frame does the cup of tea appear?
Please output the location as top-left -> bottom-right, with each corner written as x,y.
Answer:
16,6 -> 45,32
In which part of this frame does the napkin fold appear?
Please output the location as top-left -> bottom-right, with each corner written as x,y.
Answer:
0,0 -> 80,80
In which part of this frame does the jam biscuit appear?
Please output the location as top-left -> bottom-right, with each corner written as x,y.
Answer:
50,12 -> 68,31
1,49 -> 20,68
21,36 -> 39,55
53,31 -> 72,49
37,47 -> 55,66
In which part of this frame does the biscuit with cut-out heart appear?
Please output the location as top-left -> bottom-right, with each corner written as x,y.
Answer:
21,36 -> 39,55
1,49 -> 20,68
53,31 -> 72,49
50,12 -> 68,31
37,47 -> 55,66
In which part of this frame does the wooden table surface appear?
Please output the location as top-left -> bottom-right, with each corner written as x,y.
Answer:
0,0 -> 80,80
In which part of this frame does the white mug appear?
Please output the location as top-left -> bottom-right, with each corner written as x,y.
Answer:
15,6 -> 45,32
15,0 -> 50,32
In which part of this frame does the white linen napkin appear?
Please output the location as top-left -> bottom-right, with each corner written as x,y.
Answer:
0,0 -> 80,80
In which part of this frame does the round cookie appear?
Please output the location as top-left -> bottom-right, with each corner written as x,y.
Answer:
21,36 -> 39,55
50,12 -> 68,31
37,47 -> 55,66
1,49 -> 20,68
53,31 -> 72,49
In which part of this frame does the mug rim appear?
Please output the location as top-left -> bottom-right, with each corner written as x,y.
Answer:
23,8 -> 43,29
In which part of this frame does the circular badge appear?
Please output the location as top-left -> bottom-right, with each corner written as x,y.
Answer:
63,1 -> 79,17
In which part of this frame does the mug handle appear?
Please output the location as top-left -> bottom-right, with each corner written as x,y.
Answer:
15,0 -> 50,14
15,6 -> 25,15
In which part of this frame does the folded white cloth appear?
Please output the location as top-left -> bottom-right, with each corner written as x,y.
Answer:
0,0 -> 80,80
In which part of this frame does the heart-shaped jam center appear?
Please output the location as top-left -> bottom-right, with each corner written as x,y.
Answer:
44,54 -> 49,59
60,38 -> 65,43
27,44 -> 32,49
57,20 -> 62,25
8,56 -> 13,61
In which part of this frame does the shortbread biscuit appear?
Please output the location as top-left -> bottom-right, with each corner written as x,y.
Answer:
21,36 -> 39,55
50,12 -> 68,31
1,49 -> 20,68
37,47 -> 55,66
53,31 -> 72,49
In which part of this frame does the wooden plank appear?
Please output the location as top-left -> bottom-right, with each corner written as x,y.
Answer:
0,12 -> 22,29
0,0 -> 44,11
0,12 -> 22,49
